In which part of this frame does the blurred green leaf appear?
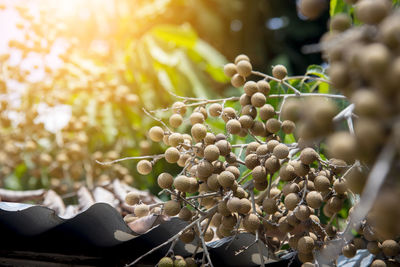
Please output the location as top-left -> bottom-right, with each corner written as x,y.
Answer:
193,40 -> 228,83
306,64 -> 327,79
330,0 -> 350,17
284,133 -> 296,144
319,82 -> 330,94
151,24 -> 197,49
267,80 -> 285,109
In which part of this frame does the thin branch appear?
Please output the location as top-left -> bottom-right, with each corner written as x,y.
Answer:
143,108 -> 172,133
283,75 -> 331,84
95,154 -> 164,165
317,137 -> 396,265
165,189 -> 205,215
197,221 -> 214,267
226,216 -> 243,250
186,192 -> 221,200
333,104 -> 354,123
282,81 -> 301,96
126,205 -> 217,266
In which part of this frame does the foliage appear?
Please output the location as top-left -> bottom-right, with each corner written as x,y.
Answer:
0,2 -> 228,195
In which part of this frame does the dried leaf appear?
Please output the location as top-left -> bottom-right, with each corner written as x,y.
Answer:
127,214 -> 168,234
0,188 -> 45,202
77,186 -> 95,211
112,179 -> 128,202
93,187 -> 119,208
60,205 -> 79,219
43,190 -> 65,215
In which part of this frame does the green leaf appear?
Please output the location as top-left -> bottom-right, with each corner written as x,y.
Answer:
319,82 -> 330,94
193,40 -> 228,83
267,80 -> 285,109
284,134 -> 296,144
330,0 -> 350,17
306,64 -> 327,79
176,53 -> 210,99
151,24 -> 197,49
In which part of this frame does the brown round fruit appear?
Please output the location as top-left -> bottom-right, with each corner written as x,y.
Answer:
299,0 -> 327,20
169,113 -> 183,128
125,192 -> 140,206
134,204 -> 149,217
306,191 -> 323,209
223,63 -> 237,77
149,126 -> 164,142
382,240 -> 400,257
281,120 -> 296,134
204,144 -> 220,162
273,143 -> 289,159
259,104 -> 275,120
300,148 -> 318,165
231,73 -> 246,87
244,81 -> 258,96
266,118 -> 281,133
298,236 -> 315,253
137,160 -> 152,175
218,171 -> 236,188
226,119 -> 242,134
209,103 -> 222,117
157,173 -> 173,189
164,200 -> 181,216
234,54 -> 250,64
165,147 -> 180,163
172,101 -> 187,115
284,193 -> 300,210
272,64 -> 287,79
236,60 -> 252,77
250,92 -> 266,107
191,123 -> 207,140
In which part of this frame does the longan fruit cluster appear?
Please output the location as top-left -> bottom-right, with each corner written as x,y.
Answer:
318,1 -> 400,261
288,0 -> 400,263
126,54 -> 361,265
224,54 -> 253,88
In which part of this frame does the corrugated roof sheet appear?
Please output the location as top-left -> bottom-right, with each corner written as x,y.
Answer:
0,202 -> 298,266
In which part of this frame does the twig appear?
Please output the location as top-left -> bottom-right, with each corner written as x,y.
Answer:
126,205 -> 217,266
317,137 -> 396,265
95,154 -> 164,165
166,238 -> 178,256
186,192 -> 221,200
151,93 -> 345,115
165,189 -> 205,215
256,230 -> 266,267
226,216 -> 243,250
333,104 -> 354,123
196,221 -> 214,267
284,75 -> 331,84
282,81 -> 301,96
238,171 -> 252,184
143,108 -> 172,133
235,239 -> 258,256
250,182 -> 265,267
278,96 -> 288,121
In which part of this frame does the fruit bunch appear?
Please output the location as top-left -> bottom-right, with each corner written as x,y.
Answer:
316,0 -> 400,265
122,52 -> 367,266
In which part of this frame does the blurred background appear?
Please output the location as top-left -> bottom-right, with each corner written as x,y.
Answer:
0,0 -> 328,199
